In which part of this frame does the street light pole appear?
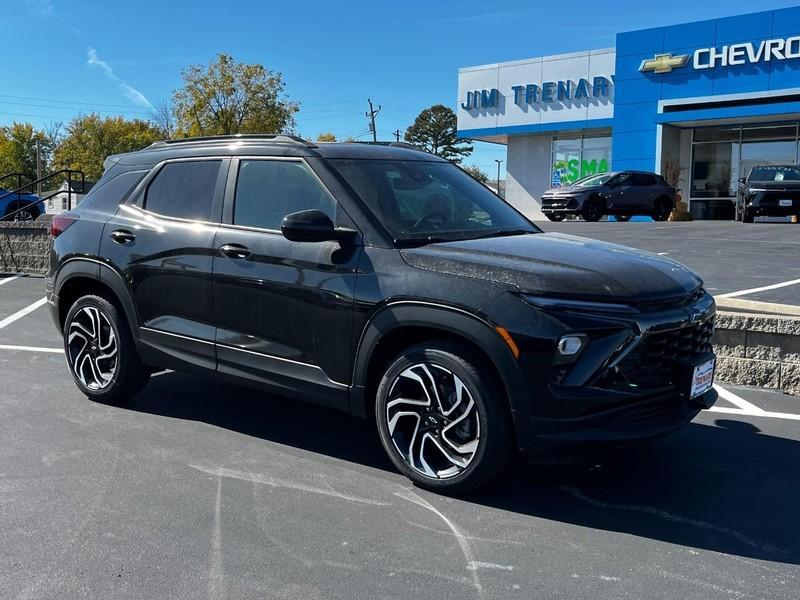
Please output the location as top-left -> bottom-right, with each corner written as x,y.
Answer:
494,159 -> 503,197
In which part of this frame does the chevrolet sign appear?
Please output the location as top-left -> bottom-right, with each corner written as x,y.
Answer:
640,35 -> 800,74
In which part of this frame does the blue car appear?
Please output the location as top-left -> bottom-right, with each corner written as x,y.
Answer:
0,189 -> 44,220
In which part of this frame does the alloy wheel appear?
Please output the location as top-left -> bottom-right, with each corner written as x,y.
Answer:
385,363 -> 480,480
12,209 -> 35,221
67,306 -> 118,390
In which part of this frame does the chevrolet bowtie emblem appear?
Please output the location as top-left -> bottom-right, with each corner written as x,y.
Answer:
639,53 -> 690,74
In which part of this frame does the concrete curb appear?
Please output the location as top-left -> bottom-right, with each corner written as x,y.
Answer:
713,311 -> 800,396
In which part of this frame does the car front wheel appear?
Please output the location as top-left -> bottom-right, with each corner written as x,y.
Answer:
581,198 -> 603,222
546,213 -> 566,222
375,341 -> 511,493
63,295 -> 150,404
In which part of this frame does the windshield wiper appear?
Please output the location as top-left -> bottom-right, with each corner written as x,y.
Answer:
394,236 -> 451,247
465,229 -> 535,241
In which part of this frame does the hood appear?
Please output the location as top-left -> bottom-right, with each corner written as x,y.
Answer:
543,184 -> 604,195
400,232 -> 702,301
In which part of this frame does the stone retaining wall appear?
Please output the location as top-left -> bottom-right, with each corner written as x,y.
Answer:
713,311 -> 800,396
0,221 -> 50,275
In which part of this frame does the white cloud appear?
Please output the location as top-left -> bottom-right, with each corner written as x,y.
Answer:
87,48 -> 153,110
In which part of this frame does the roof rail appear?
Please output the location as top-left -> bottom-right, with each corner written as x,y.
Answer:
347,141 -> 426,152
147,134 -> 317,149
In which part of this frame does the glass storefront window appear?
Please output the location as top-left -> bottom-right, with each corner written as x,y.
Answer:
691,142 -> 738,198
551,135 -> 611,187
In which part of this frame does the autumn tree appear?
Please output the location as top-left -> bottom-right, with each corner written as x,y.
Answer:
53,114 -> 162,180
0,123 -> 54,180
316,132 -> 336,142
404,104 -> 473,163
172,53 -> 299,137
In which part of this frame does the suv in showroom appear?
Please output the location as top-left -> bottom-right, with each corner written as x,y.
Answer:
541,171 -> 676,222
738,164 -> 800,223
47,135 -> 716,492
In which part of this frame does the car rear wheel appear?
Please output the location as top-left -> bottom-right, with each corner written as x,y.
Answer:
375,341 -> 511,493
63,295 -> 150,404
3,202 -> 38,221
652,198 -> 672,222
546,213 -> 566,222
742,210 -> 754,223
581,198 -> 604,222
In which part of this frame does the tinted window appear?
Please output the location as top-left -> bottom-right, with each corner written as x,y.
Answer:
607,172 -> 634,187
145,160 -> 221,221
749,166 -> 800,182
634,174 -> 657,186
329,159 -> 537,242
234,160 -> 335,230
81,170 -> 147,211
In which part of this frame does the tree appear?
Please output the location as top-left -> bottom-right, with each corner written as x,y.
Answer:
150,99 -> 176,138
172,53 -> 299,137
316,132 -> 337,142
0,123 -> 54,180
404,104 -> 473,163
462,165 -> 489,183
53,114 -> 162,180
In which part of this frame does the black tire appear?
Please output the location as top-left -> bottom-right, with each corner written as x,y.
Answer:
63,295 -> 150,404
652,197 -> 673,222
742,210 -> 754,223
581,198 -> 604,222
375,340 -> 512,493
614,215 -> 631,222
3,202 -> 39,222
545,213 -> 566,222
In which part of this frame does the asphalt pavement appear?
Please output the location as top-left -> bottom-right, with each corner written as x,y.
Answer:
2,226 -> 800,599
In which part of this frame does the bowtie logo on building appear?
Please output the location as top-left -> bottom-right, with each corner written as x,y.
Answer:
639,53 -> 690,74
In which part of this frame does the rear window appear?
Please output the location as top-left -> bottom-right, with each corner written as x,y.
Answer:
79,170 -> 147,212
145,160 -> 221,221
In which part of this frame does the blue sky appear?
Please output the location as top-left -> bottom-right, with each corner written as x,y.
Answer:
4,0 -> 800,175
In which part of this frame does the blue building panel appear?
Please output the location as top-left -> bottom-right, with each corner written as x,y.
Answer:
771,6 -> 800,37
714,11 -> 773,45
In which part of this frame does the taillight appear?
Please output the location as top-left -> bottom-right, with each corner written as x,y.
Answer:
50,213 -> 79,238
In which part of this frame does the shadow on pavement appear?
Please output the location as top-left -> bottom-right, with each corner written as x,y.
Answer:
127,371 -> 800,565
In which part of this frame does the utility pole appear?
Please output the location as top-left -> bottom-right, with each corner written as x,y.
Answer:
393,129 -> 401,142
366,99 -> 381,142
35,139 -> 42,195
495,159 -> 503,197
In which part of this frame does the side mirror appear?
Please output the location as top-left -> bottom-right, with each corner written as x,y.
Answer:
281,209 -> 357,243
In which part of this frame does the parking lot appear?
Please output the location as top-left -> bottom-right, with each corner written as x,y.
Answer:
2,222 -> 800,599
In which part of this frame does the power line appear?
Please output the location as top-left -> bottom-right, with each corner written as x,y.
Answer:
0,93 -> 150,110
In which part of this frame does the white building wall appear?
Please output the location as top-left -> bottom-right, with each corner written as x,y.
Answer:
505,135 -> 551,221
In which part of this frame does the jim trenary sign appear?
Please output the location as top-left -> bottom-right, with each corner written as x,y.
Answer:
461,76 -> 612,110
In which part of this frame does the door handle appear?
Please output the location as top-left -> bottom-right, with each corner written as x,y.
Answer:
110,229 -> 135,244
219,243 -> 252,259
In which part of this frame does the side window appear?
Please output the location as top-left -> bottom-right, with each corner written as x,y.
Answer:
233,160 -> 335,230
635,174 -> 657,186
80,170 -> 147,212
145,160 -> 221,221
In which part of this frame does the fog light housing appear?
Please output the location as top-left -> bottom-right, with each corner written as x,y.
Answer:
558,335 -> 584,356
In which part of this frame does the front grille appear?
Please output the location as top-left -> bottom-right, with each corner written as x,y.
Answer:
542,196 -> 577,209
629,287 -> 705,313
597,318 -> 715,391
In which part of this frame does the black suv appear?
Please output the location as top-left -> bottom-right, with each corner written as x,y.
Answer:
47,135 -> 716,492
738,164 -> 800,223
541,171 -> 676,222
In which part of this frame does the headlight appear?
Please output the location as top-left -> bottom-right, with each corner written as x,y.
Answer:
522,294 -> 639,314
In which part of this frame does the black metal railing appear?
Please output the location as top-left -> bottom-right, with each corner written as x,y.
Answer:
0,170 -> 86,221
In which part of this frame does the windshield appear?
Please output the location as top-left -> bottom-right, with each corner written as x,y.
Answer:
572,172 -> 615,187
328,159 -> 538,242
749,165 -> 800,182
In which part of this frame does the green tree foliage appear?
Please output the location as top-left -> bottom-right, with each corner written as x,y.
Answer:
0,123 -> 53,181
404,104 -> 473,163
53,114 -> 162,180
172,53 -> 299,137
316,132 -> 337,142
462,165 -> 489,183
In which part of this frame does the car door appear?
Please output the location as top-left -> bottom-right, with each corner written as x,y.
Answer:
211,156 -> 362,410
101,157 -> 229,372
605,172 -> 635,210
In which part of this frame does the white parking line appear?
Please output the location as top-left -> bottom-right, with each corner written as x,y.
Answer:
718,277 -> 800,299
0,344 -> 62,353
708,384 -> 800,421
0,297 -> 48,330
0,276 -> 19,287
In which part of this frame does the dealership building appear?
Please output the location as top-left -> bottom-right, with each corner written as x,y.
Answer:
457,7 -> 800,220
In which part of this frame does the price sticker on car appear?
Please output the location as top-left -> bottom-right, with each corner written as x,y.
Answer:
690,358 -> 715,399
779,199 -> 793,207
